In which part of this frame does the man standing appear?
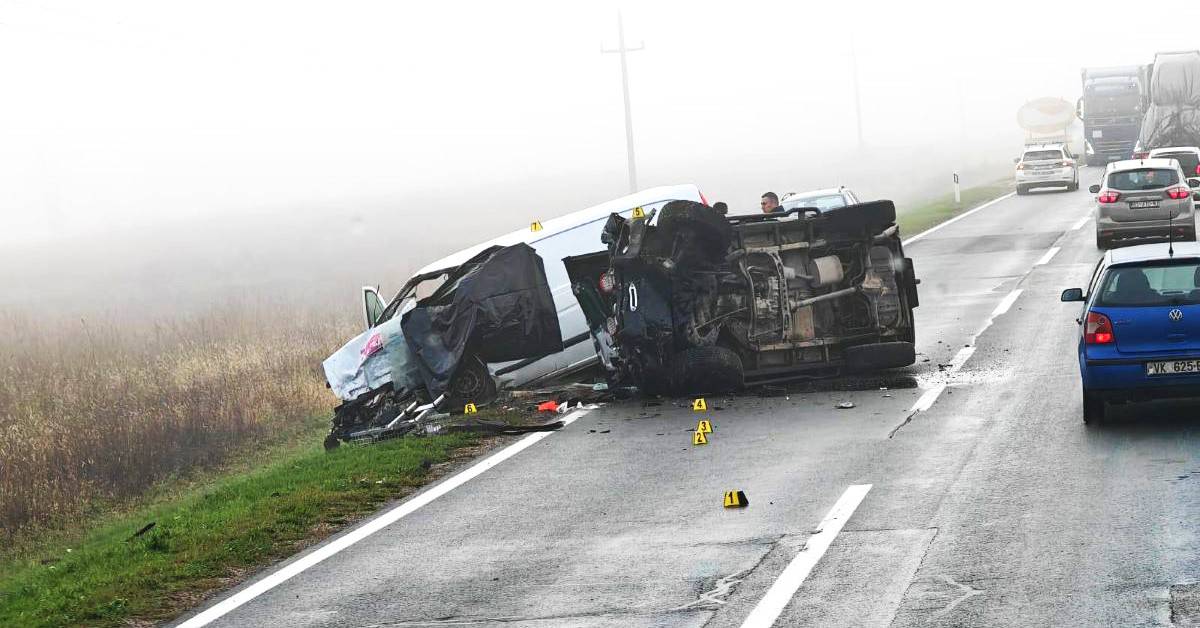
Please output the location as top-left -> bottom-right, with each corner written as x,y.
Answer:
760,192 -> 781,213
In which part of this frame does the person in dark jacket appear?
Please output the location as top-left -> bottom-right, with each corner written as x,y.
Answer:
760,191 -> 781,213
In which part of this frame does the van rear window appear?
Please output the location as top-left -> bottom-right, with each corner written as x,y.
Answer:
1023,150 -> 1062,161
1096,262 -> 1200,307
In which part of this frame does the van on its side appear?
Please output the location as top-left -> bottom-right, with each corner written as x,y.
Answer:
321,184 -> 706,444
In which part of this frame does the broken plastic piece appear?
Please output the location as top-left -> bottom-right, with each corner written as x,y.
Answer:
537,400 -> 559,413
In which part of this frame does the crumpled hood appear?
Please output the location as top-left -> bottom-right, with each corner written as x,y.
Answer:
322,316 -> 420,402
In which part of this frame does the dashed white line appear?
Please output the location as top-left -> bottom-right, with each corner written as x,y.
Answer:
910,384 -> 948,413
175,407 -> 595,628
902,192 -> 1017,247
1034,246 -> 1061,266
989,288 -> 1024,319
1071,214 -> 1091,231
738,484 -> 873,628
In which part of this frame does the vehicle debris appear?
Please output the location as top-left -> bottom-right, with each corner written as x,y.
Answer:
566,198 -> 919,395
836,401 -> 856,409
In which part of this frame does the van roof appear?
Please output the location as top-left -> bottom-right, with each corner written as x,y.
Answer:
414,184 -> 704,276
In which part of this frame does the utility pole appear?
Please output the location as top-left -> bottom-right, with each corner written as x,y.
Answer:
849,32 -> 864,151
602,10 -> 643,194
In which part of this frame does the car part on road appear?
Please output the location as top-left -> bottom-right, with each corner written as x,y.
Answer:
567,198 -> 919,395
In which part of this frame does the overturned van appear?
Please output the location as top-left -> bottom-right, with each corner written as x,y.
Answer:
321,185 -> 707,445
566,199 -> 919,394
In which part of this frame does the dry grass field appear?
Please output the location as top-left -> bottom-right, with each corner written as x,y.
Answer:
0,302 -> 357,539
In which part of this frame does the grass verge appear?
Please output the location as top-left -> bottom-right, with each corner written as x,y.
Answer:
0,432 -> 479,628
897,180 -> 1014,238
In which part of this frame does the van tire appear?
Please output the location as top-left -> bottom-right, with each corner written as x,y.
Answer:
673,346 -> 744,395
1016,185 -> 1028,195
844,342 -> 916,371
658,201 -> 733,258
445,355 -> 497,410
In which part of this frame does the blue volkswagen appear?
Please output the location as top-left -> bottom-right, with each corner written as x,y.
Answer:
1062,242 -> 1200,422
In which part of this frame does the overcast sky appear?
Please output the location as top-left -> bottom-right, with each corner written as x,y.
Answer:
2,0 -> 1199,246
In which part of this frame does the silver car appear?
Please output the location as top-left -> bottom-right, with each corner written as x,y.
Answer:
1091,158 -> 1200,249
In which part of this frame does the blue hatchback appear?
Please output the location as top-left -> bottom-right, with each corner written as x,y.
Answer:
1062,242 -> 1200,422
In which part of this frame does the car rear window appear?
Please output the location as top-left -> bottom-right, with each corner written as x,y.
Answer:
1095,262 -> 1200,307
1022,150 -> 1062,161
1106,168 -> 1180,191
1156,152 -> 1200,176
786,194 -> 847,211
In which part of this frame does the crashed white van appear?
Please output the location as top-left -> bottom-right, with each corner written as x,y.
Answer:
321,184 -> 707,445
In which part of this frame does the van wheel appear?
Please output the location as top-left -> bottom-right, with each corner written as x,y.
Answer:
1082,389 -> 1105,424
446,355 -> 497,410
1016,185 -> 1028,195
672,346 -> 744,395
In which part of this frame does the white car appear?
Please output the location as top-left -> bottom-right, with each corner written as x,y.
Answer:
1148,146 -> 1200,179
779,187 -> 862,213
1015,143 -> 1079,194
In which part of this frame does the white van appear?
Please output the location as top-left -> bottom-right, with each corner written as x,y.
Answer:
323,184 -> 708,412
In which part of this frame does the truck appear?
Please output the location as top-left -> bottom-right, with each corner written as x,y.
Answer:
1134,51 -> 1200,158
1078,66 -> 1145,166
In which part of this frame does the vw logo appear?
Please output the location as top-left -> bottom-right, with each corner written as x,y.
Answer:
1170,309 -> 1184,322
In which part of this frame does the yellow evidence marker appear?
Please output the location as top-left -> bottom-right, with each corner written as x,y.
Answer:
693,430 -> 708,446
692,398 -> 708,412
697,419 -> 712,434
632,206 -> 646,219
530,221 -> 543,232
723,490 -> 749,508
464,403 -> 478,415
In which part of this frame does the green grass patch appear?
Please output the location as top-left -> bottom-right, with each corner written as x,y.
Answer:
0,433 -> 477,628
897,181 -> 1014,238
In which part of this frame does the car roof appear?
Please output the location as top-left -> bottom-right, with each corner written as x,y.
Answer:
1106,242 -> 1200,266
413,183 -> 704,276
1108,158 -> 1182,172
1149,146 -> 1200,155
1023,144 -> 1065,152
784,187 -> 847,199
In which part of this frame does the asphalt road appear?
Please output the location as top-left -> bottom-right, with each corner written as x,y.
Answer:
177,173 -> 1200,628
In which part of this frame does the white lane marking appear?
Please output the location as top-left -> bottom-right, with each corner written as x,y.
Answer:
909,384 -> 947,413
176,408 -> 595,628
739,484 -> 873,628
1071,215 -> 1091,231
907,287 -> 1023,413
989,288 -> 1023,319
902,192 -> 1017,247
1034,246 -> 1061,266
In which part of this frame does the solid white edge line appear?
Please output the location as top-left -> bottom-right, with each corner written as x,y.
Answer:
901,192 -> 1017,247
738,484 -> 873,628
1034,246 -> 1061,266
175,408 -> 594,628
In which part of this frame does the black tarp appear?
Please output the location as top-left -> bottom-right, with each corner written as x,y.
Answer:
1141,52 -> 1200,150
401,243 -> 563,398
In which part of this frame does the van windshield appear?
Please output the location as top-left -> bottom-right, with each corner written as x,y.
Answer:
1096,262 -> 1200,307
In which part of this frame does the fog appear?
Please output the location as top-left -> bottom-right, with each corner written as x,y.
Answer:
2,0 -> 1198,315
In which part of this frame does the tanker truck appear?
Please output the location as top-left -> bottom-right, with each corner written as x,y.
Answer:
1078,66 -> 1145,166
1134,51 -> 1200,158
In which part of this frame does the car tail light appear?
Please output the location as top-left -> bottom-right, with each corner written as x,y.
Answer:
1085,311 -> 1114,345
1167,186 -> 1190,200
1016,163 -> 1026,170
1194,164 -> 1200,175
1062,159 -> 1075,167
1097,190 -> 1121,204
598,271 -> 616,294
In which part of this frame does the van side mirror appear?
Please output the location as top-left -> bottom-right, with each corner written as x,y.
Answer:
1060,288 -> 1085,303
1013,157 -> 1021,165
1089,184 -> 1101,194
362,286 -> 387,329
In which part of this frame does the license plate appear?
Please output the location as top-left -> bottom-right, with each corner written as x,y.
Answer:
1146,360 -> 1200,375
1093,129 -> 1104,138
1129,201 -> 1160,209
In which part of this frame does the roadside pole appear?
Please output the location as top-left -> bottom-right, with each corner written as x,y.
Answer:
602,11 -> 643,194
954,172 -> 961,206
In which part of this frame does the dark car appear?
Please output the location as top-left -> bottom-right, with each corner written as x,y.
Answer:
566,199 -> 919,394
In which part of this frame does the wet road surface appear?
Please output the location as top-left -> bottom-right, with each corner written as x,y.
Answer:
176,172 -> 1200,627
